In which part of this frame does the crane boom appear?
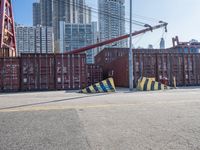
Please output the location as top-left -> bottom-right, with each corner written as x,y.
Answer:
65,22 -> 168,54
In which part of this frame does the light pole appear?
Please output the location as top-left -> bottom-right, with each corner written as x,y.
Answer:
129,0 -> 134,91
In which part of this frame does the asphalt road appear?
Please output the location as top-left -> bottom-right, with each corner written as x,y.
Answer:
0,88 -> 200,150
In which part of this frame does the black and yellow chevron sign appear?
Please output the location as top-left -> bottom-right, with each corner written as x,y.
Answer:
137,77 -> 166,91
79,78 -> 116,94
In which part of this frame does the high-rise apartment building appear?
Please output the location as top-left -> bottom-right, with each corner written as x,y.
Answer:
40,0 -> 53,26
98,0 -> 126,47
52,0 -> 92,52
91,22 -> 99,56
33,2 -> 41,26
15,25 -> 54,55
33,0 -> 92,52
59,21 -> 96,64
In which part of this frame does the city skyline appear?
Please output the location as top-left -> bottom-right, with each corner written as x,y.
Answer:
98,0 -> 126,48
13,0 -> 200,48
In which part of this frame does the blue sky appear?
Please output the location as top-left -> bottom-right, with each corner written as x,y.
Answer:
13,0 -> 200,48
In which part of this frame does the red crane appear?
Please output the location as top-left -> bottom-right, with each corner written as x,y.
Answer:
65,22 -> 168,54
0,0 -> 16,57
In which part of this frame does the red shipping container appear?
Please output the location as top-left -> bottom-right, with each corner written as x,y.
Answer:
95,48 -> 128,67
21,54 -> 55,91
55,54 -> 87,90
0,58 -> 20,92
87,64 -> 103,86
170,54 -> 184,86
183,54 -> 198,86
38,54 -> 55,90
70,54 -> 87,89
55,54 -> 71,90
195,55 -> 200,85
141,53 -> 157,79
0,58 -> 3,92
100,52 -> 200,88
0,48 -> 11,57
156,53 -> 171,85
21,54 -> 39,91
105,54 -> 129,87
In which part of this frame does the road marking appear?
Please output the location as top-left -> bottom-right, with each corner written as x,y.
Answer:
0,103 -> 140,113
1,99 -> 200,113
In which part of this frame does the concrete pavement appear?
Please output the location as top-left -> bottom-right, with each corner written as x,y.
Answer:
0,88 -> 200,149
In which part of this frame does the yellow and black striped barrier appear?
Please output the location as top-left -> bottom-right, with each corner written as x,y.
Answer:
137,77 -> 167,91
79,78 -> 116,94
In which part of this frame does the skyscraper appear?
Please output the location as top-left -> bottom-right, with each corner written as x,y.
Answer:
52,0 -> 92,52
160,38 -> 165,49
32,2 -> 41,26
15,25 -> 54,55
59,21 -> 97,63
98,0 -> 126,47
40,0 -> 53,26
33,0 -> 92,52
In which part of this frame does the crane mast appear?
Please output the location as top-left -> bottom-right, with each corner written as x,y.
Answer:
0,0 -> 16,57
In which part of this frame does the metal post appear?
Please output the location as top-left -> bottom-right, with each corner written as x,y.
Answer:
129,0 -> 134,91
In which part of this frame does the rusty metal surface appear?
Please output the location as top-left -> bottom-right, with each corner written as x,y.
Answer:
106,55 -> 129,87
71,54 -> 87,89
99,52 -> 200,88
0,57 -> 20,92
1,51 -> 200,92
95,48 -> 180,69
55,54 -> 71,90
55,54 -> 87,90
0,48 -> 10,57
86,64 -> 103,86
21,54 -> 55,91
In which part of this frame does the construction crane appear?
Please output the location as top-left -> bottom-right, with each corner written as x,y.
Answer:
65,21 -> 168,54
0,0 -> 16,57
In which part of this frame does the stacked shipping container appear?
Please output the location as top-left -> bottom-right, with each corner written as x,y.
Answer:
21,54 -> 55,91
0,58 -> 20,92
55,54 -> 87,90
97,51 -> 200,87
0,54 -> 102,92
0,48 -> 11,57
87,64 -> 103,86
2,47 -> 200,92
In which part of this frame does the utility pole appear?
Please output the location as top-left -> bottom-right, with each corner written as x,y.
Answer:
129,0 -> 134,91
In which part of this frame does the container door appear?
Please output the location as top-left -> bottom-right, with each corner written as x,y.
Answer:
0,58 -> 3,92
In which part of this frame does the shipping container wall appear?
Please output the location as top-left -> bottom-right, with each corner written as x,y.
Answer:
21,54 -> 55,91
71,54 -> 87,89
95,48 -> 180,68
38,54 -> 55,90
2,52 -> 200,92
156,54 -> 171,82
182,54 -> 198,86
55,54 -> 71,90
55,54 -> 87,90
0,48 -> 11,57
0,58 -> 20,92
0,59 -> 3,92
106,55 -> 129,87
195,55 -> 200,85
100,53 -> 200,88
170,54 -> 184,86
87,64 -> 103,86
95,48 -> 129,67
